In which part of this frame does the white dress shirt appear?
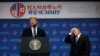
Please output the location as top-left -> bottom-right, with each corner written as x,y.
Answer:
31,26 -> 37,37
69,32 -> 81,43
76,33 -> 81,43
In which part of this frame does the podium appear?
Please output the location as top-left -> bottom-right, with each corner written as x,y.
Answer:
20,37 -> 50,56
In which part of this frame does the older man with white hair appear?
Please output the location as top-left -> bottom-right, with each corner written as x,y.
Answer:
64,27 -> 90,56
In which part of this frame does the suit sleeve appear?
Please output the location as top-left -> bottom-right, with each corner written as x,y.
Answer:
21,29 -> 26,37
64,35 -> 71,44
41,30 -> 46,37
19,29 -> 26,44
84,35 -> 90,56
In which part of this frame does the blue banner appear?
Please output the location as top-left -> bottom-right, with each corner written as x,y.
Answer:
0,19 -> 100,56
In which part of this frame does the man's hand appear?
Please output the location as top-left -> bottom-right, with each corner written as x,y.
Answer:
70,28 -> 76,34
70,27 -> 80,36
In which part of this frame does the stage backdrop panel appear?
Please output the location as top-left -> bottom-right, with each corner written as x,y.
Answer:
0,19 -> 100,56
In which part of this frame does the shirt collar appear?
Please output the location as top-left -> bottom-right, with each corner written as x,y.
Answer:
77,33 -> 81,38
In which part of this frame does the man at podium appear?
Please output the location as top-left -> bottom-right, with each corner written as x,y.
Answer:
21,16 -> 46,38
20,17 -> 49,56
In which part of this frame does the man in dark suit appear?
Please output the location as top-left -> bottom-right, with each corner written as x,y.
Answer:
64,27 -> 90,56
21,17 -> 46,37
20,17 -> 48,56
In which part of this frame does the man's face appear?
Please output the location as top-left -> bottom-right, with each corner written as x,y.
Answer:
29,18 -> 37,27
73,28 -> 80,36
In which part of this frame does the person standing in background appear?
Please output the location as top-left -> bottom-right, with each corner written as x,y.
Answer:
64,27 -> 90,56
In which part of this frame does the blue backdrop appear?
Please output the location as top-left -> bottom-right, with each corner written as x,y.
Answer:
0,18 -> 100,56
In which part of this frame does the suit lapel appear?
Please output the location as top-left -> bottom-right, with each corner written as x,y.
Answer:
37,28 -> 40,37
76,34 -> 82,44
29,28 -> 33,37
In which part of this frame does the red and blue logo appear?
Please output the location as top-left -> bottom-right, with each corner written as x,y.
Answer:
10,3 -> 25,17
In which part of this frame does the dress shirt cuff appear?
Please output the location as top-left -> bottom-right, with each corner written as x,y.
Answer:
69,32 -> 72,35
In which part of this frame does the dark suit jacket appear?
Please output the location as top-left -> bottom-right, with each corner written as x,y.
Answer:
64,34 -> 90,56
21,27 -> 46,38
